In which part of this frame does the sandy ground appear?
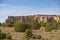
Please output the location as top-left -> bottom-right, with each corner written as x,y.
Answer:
0,26 -> 60,40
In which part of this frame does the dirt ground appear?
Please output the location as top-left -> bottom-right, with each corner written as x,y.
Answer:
0,26 -> 60,40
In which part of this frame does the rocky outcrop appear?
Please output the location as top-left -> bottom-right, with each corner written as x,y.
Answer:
5,15 -> 60,23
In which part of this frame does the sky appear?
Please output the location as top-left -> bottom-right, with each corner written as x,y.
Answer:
0,0 -> 60,23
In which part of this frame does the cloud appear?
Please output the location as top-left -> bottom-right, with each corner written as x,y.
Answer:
0,4 -> 6,7
0,5 -> 59,23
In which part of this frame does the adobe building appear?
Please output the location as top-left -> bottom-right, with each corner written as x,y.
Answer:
5,15 -> 60,23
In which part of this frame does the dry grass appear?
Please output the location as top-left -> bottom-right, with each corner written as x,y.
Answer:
0,26 -> 60,40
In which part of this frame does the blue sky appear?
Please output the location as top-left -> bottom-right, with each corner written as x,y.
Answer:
0,0 -> 60,23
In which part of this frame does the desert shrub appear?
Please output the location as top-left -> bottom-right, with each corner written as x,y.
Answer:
30,20 -> 41,29
0,30 -> 12,39
6,21 -> 14,27
57,22 -> 60,30
36,35 -> 41,39
40,22 -> 46,27
0,32 -> 6,39
44,22 -> 53,32
25,29 -> 32,38
32,34 -> 41,39
6,33 -> 11,39
52,21 -> 58,30
1,23 -> 8,27
25,29 -> 32,40
44,17 -> 58,32
1,23 -> 5,26
14,21 -> 31,32
0,23 -> 1,26
44,20 -> 58,32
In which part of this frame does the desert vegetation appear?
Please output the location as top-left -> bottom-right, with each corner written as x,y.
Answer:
0,19 -> 60,40
0,29 -> 12,40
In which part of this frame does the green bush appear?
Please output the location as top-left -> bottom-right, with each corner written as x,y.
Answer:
0,23 -> 5,27
45,20 -> 58,32
0,30 -> 12,39
32,34 -> 41,39
45,22 -> 53,32
14,21 -> 31,32
57,22 -> 60,30
40,22 -> 46,27
6,33 -> 11,39
30,20 -> 41,29
25,29 -> 32,38
0,23 -> 1,26
5,21 -> 14,27
0,33 -> 6,39
36,35 -> 41,39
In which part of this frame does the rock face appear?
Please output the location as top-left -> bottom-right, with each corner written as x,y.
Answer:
5,15 -> 60,23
